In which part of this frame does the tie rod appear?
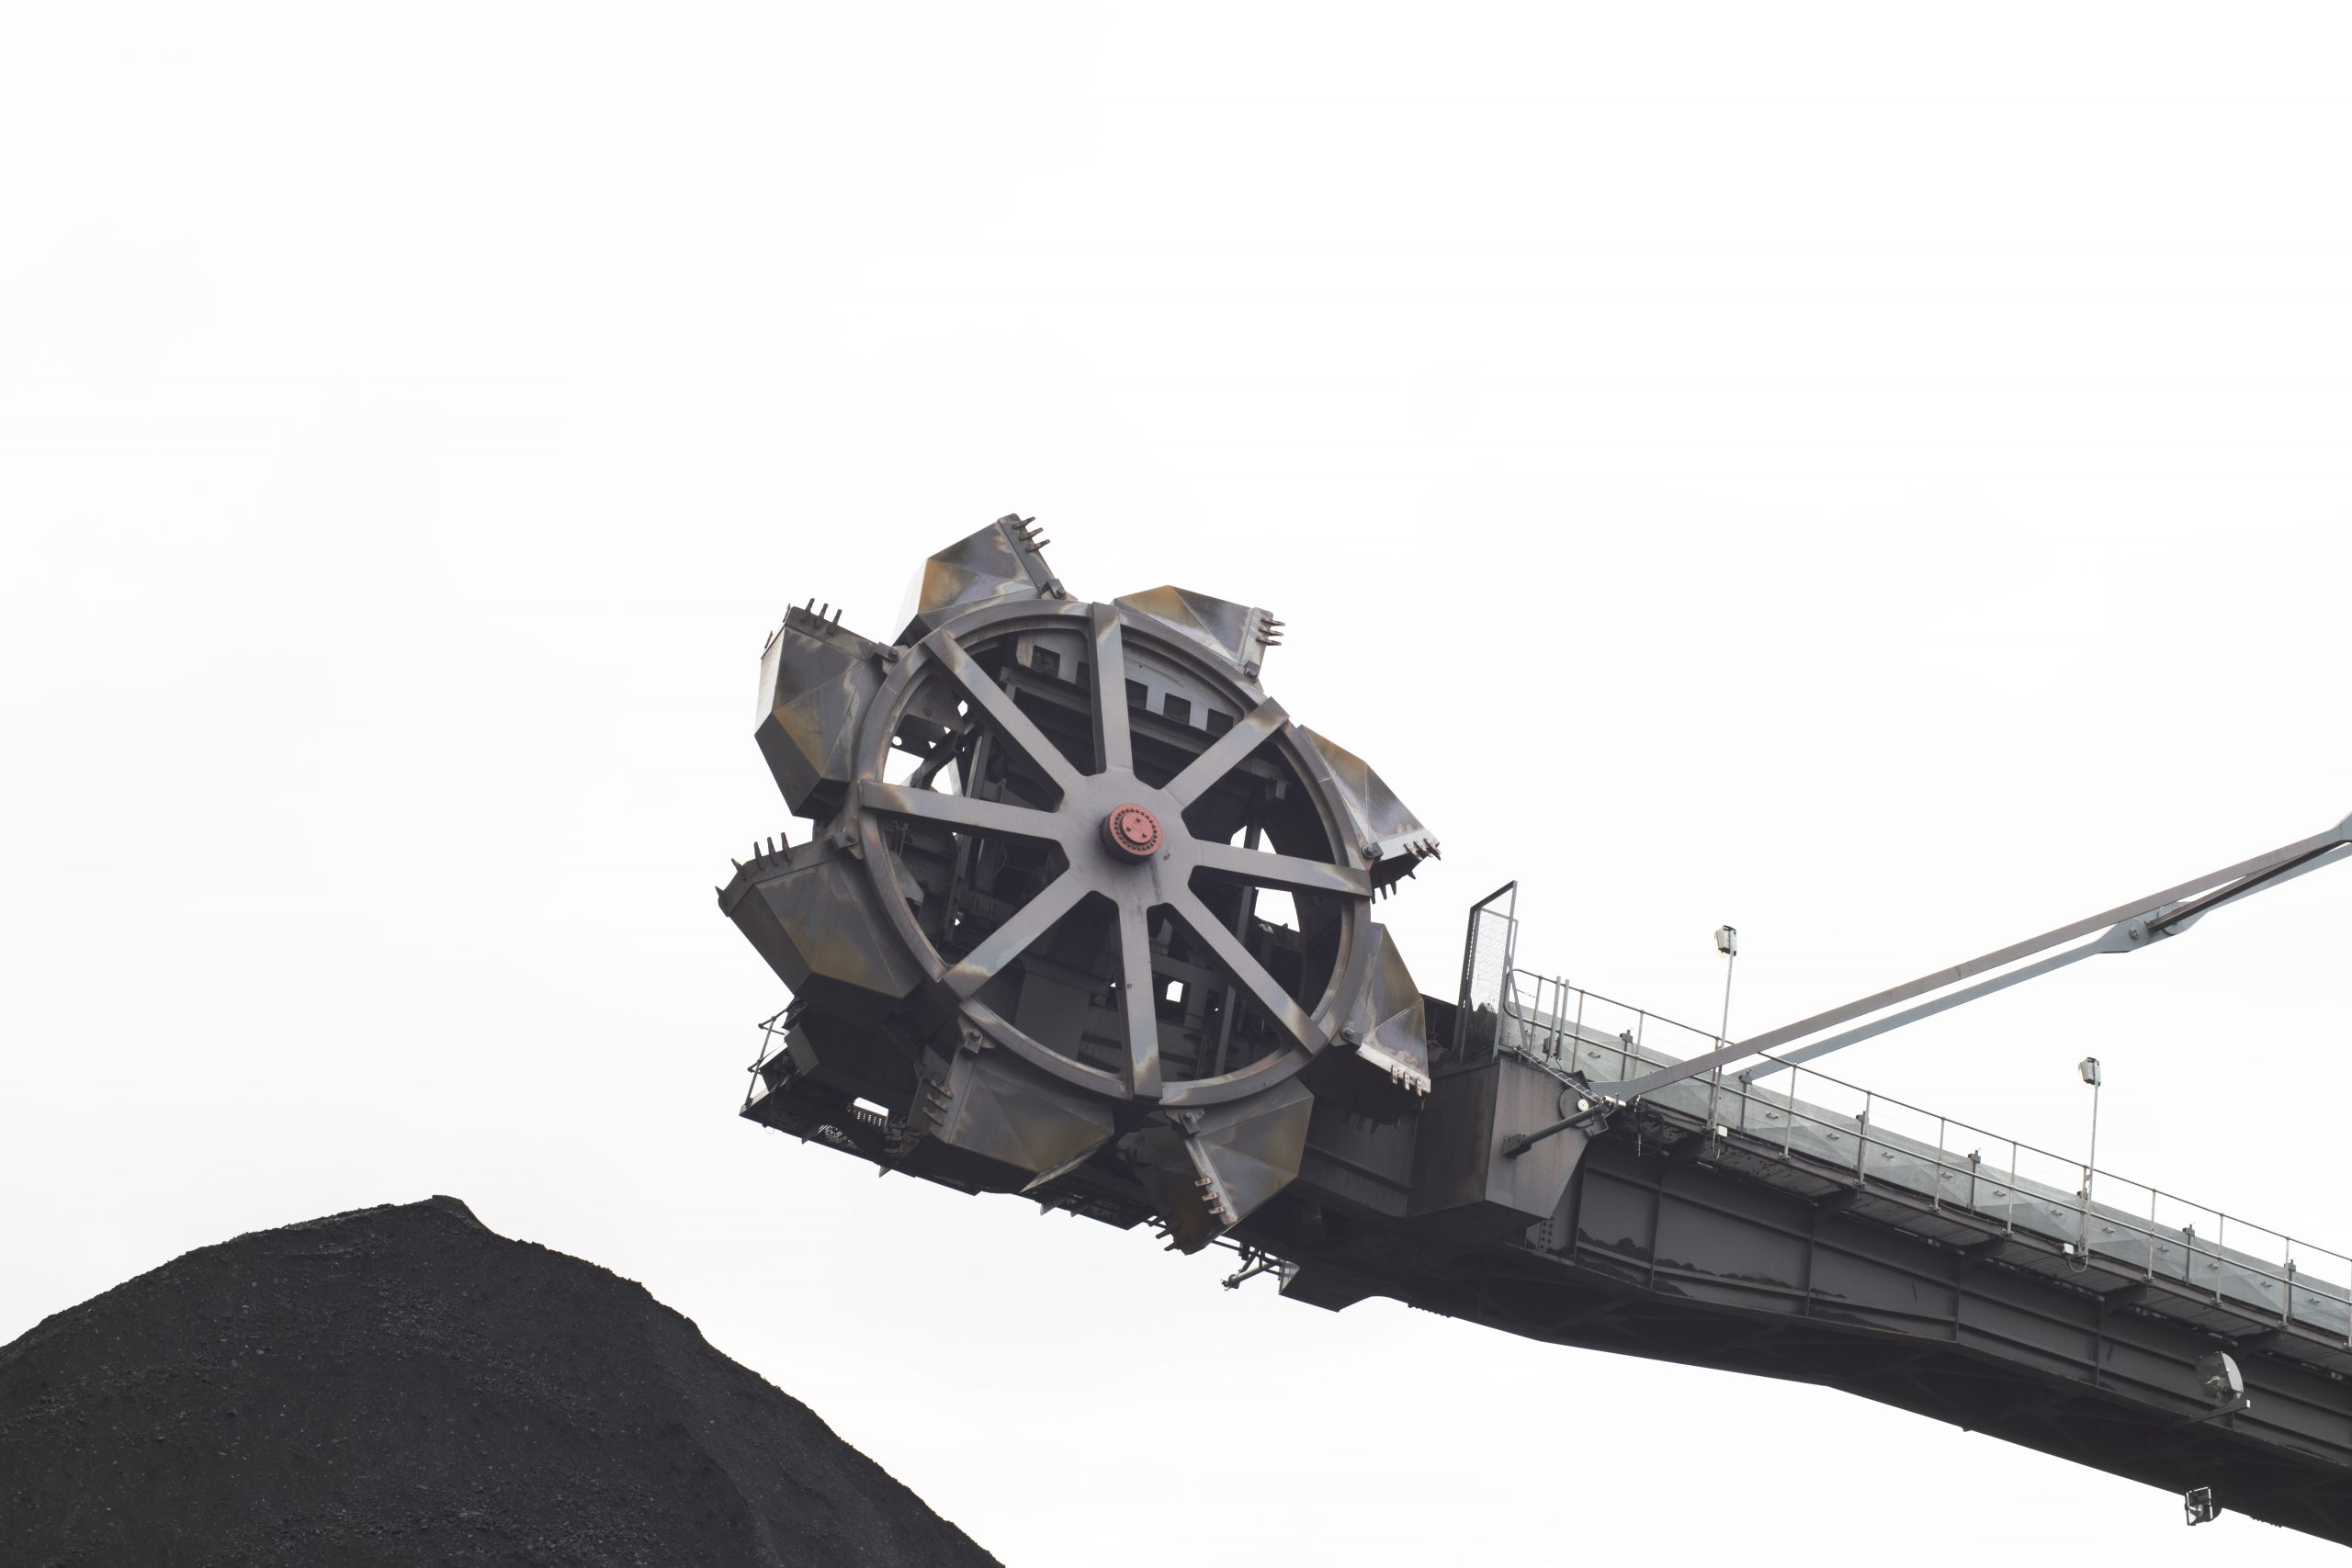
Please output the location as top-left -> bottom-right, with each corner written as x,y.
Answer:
1505,809 -> 2352,1158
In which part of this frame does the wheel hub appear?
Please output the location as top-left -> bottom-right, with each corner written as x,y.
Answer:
1101,803 -> 1162,863
727,515 -> 1444,1249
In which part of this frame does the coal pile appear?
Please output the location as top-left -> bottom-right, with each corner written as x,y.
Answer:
0,1197 -> 1001,1568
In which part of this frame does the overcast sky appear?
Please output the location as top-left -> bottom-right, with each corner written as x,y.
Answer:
6,4 -> 2352,1563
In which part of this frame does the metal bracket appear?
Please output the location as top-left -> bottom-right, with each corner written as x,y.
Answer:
1502,1088 -> 1616,1158
2170,1395 -> 2252,1430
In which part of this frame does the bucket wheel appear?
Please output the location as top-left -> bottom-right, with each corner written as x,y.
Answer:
724,518 -> 1438,1248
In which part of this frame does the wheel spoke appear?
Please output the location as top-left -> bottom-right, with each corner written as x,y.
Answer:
944,870 -> 1087,998
1163,699 -> 1285,807
1117,900 -> 1162,1098
1192,840 -> 1369,898
856,780 -> 1065,844
1170,891 -> 1326,1055
927,632 -> 1084,799
1089,603 -> 1133,775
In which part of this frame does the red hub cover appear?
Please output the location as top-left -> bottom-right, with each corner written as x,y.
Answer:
1101,804 -> 1162,863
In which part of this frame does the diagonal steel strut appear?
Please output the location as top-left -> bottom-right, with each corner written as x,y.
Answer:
1505,810 -> 2351,1156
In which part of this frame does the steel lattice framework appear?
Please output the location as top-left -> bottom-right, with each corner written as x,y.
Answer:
719,518 -> 2352,1540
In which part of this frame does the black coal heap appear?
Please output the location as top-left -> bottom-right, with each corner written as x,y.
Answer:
0,1197 -> 1000,1568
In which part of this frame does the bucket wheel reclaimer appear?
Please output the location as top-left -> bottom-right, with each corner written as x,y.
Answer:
721,517 -> 1439,1251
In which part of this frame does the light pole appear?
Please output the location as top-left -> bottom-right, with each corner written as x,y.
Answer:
1704,926 -> 1738,1138
1714,925 -> 1739,1045
2078,1056 -> 2102,1200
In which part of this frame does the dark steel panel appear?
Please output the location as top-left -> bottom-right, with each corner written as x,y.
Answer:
726,526 -> 2352,1543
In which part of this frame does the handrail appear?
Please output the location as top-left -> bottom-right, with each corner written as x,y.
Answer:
1493,968 -> 2352,1335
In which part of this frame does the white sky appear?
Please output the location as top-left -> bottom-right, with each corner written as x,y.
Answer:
6,4 -> 2351,1563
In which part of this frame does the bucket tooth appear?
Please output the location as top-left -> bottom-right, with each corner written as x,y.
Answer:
897,1046 -> 1114,1194
897,515 -> 1062,638
1121,1078 -> 1316,1254
1293,727 -> 1439,896
755,609 -> 891,820
1114,585 -> 1281,677
719,838 -> 925,1028
1307,922 -> 1430,1121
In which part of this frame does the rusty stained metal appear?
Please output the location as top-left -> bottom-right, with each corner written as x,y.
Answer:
723,517 -> 1441,1251
719,518 -> 2352,1545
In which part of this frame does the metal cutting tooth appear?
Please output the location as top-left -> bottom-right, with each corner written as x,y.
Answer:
720,521 -> 2352,1540
727,517 -> 1435,1249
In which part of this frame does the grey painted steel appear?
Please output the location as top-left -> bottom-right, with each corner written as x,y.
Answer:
726,519 -> 1442,1254
1544,1131 -> 2352,1540
1501,985 -> 2352,1343
726,523 -> 2352,1541
1593,823 -> 2352,1101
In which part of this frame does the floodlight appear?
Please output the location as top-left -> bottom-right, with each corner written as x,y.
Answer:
2197,1351 -> 2245,1405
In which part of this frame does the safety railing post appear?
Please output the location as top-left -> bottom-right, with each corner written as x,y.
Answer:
1703,1044 -> 1724,1153
1855,1093 -> 1871,1182
1781,1067 -> 1796,1158
2006,1141 -> 2018,1235
1931,1117 -> 1947,1211
2333,1250 -> 2352,1354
